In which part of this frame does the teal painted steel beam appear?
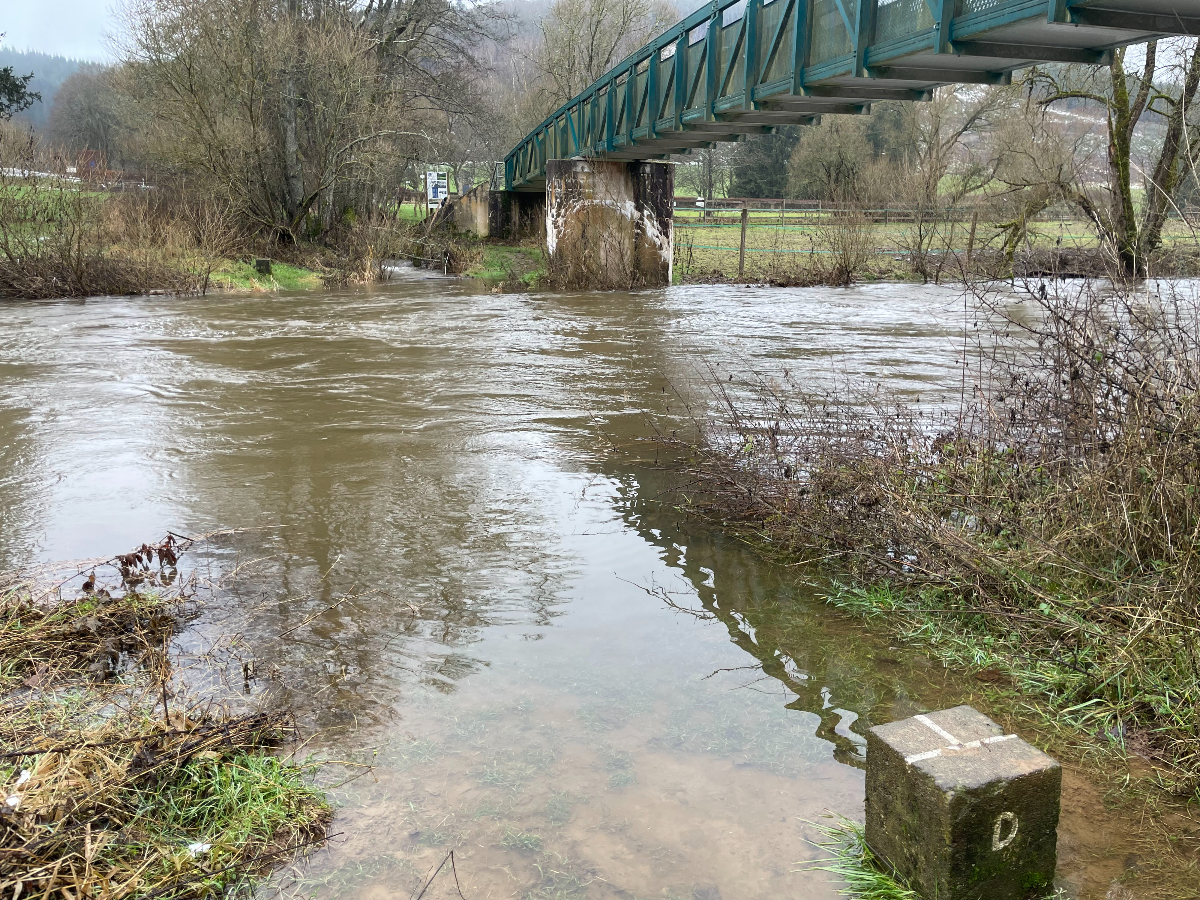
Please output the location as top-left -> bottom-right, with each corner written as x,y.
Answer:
791,0 -> 810,94
743,0 -> 760,110
931,0 -> 953,53
648,50 -> 660,139
704,7 -> 719,120
854,0 -> 873,76
605,84 -> 615,152
625,65 -> 636,146
674,33 -> 687,131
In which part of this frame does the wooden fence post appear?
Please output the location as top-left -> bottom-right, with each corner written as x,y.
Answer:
739,202 -> 749,279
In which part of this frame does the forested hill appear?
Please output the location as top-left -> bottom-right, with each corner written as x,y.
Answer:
0,48 -> 84,129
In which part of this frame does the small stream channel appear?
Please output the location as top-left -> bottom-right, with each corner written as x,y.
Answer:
0,271 -> 1189,898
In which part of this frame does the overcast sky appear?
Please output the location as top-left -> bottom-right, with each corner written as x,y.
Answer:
3,1 -> 121,60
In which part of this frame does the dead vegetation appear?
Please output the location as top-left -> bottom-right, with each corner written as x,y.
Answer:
664,279 -> 1200,797
0,123 -> 415,300
0,535 -> 329,898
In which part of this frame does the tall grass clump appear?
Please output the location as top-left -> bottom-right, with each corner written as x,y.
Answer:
802,816 -> 919,900
669,279 -> 1200,796
0,535 -> 330,898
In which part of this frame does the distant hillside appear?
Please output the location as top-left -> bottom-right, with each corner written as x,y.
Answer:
0,48 -> 85,129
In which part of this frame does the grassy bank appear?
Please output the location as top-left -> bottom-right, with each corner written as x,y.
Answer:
0,136 -> 412,300
409,230 -> 547,290
0,536 -> 329,897
665,280 -> 1200,802
208,259 -> 325,292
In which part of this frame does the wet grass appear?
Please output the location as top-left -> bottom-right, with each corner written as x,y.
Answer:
502,827 -> 545,853
208,259 -> 324,292
526,854 -> 594,900
542,791 -> 577,825
802,817 -> 919,900
654,693 -> 818,777
464,245 -> 546,285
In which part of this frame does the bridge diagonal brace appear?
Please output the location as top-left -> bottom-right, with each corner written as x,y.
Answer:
829,0 -> 855,37
718,14 -> 749,100
757,0 -> 796,93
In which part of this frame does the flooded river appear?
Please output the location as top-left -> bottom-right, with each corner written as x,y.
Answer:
0,272 -> 1184,898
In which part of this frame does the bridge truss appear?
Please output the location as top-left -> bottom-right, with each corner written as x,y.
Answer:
503,0 -> 1200,192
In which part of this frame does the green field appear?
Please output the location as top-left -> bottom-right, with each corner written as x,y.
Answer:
673,216 -> 1200,280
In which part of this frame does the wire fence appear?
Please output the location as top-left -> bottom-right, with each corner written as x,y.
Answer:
672,203 -> 1200,280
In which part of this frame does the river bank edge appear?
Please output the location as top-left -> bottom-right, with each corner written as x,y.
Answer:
654,281 -> 1200,894
0,537 -> 331,897
663,485 -> 1200,895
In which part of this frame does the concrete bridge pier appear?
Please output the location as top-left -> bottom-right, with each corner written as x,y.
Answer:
545,159 -> 673,289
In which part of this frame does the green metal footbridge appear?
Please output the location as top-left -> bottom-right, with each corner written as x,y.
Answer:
503,1 -> 1200,192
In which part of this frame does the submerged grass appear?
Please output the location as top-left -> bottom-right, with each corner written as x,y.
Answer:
0,536 -> 330,898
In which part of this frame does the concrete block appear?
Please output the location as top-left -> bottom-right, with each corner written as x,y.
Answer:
545,159 -> 673,289
866,705 -> 1060,900
451,182 -> 492,237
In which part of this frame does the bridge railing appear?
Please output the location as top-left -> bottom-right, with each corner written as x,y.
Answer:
504,0 -> 1185,191
502,0 -> 942,190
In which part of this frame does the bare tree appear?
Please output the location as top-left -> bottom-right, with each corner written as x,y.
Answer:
1028,40 -> 1200,277
983,98 -> 1083,264
676,144 -> 734,201
45,65 -> 124,163
116,0 -> 495,239
890,86 -> 1013,279
533,0 -> 676,112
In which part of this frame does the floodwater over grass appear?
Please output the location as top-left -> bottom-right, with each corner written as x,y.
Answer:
0,273 -> 1194,898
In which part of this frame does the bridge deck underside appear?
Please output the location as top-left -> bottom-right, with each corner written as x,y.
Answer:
504,0 -> 1200,191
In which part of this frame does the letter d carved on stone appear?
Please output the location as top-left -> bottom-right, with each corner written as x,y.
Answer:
992,811 -> 1019,851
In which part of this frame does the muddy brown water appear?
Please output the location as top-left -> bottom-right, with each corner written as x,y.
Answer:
0,271 -> 1193,898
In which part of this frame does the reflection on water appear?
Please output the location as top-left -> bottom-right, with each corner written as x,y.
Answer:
0,274 -> 1181,898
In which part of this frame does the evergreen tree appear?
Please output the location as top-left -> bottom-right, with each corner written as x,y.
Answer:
0,36 -> 40,121
729,125 -> 800,197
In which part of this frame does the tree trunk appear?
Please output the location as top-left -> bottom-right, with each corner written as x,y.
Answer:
1140,42 -> 1200,262
1106,50 -> 1142,276
280,0 -> 305,238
